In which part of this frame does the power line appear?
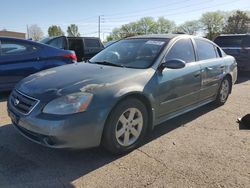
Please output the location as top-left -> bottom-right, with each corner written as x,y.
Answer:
104,0 -> 243,23
104,0 -> 192,17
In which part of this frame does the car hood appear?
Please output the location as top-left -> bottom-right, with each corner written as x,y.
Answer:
16,63 -> 149,100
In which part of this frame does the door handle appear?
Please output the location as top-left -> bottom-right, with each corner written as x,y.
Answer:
194,72 -> 200,77
220,65 -> 225,69
206,67 -> 213,71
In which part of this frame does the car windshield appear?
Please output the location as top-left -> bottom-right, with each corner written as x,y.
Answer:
90,38 -> 168,69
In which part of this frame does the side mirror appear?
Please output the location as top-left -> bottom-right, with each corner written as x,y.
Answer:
160,59 -> 186,70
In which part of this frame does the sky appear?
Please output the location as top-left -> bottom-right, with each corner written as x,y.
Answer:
1,0 -> 250,40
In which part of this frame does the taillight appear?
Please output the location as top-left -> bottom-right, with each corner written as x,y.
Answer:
64,53 -> 77,63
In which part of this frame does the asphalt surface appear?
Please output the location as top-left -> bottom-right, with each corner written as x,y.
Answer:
0,75 -> 250,188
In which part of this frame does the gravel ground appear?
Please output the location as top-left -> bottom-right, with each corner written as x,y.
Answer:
0,76 -> 250,188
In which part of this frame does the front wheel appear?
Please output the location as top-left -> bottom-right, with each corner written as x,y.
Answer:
215,77 -> 231,105
102,98 -> 148,154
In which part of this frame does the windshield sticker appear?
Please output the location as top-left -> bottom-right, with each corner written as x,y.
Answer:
146,41 -> 165,45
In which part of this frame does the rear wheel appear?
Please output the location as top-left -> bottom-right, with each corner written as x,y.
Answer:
215,77 -> 231,105
102,98 -> 148,154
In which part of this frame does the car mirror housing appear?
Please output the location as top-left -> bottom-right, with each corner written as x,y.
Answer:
160,59 -> 186,70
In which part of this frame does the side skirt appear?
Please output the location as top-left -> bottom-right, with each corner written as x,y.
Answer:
153,97 -> 215,127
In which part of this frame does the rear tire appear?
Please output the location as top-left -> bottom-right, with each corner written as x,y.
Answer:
214,77 -> 231,105
102,98 -> 148,154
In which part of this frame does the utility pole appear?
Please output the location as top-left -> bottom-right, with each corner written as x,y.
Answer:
98,15 -> 104,39
26,25 -> 29,39
98,16 -> 101,39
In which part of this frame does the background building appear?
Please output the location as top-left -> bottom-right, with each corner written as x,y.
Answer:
0,30 -> 26,39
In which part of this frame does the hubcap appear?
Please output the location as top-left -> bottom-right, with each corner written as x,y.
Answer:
220,79 -> 229,102
115,108 -> 143,147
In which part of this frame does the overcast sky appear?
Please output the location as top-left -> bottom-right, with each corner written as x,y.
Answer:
1,0 -> 250,40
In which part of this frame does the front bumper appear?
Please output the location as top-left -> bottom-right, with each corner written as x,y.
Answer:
7,97 -> 110,149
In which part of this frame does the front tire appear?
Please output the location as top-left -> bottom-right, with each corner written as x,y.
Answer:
102,98 -> 148,154
215,77 -> 231,105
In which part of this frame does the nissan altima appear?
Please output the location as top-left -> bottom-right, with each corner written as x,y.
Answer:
7,34 -> 237,154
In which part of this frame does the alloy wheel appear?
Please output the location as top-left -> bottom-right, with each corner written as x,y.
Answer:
220,79 -> 230,102
115,108 -> 143,147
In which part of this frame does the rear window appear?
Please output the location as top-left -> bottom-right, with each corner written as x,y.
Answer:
0,40 -> 39,55
84,39 -> 100,48
214,36 -> 250,47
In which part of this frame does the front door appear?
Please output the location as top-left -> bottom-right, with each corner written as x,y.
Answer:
156,38 -> 201,118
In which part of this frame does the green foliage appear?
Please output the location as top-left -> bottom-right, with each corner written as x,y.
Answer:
48,25 -> 64,37
176,20 -> 201,35
67,24 -> 80,37
200,11 -> 225,40
223,11 -> 250,34
106,17 -> 175,41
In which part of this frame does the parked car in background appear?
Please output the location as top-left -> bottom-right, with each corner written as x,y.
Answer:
0,37 -> 77,92
214,34 -> 250,71
8,34 -> 237,154
40,36 -> 104,62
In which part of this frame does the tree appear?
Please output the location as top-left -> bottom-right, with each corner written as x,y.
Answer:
106,17 -> 176,40
176,20 -> 201,35
48,25 -> 64,37
67,24 -> 80,37
28,24 -> 44,41
156,17 -> 175,34
200,12 -> 224,40
223,11 -> 250,34
136,17 -> 158,34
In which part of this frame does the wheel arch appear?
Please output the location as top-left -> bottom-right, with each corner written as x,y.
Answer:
101,92 -> 154,142
223,73 -> 233,93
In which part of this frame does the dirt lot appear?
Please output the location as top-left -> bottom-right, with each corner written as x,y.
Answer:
0,76 -> 250,188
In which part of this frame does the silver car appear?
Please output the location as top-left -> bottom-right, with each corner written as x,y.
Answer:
8,34 -> 237,154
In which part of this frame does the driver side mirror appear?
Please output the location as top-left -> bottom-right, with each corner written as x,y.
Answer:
160,59 -> 186,70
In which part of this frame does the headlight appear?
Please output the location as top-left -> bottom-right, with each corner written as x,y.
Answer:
43,92 -> 93,115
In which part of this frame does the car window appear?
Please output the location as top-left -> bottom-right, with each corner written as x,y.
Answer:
1,40 -> 39,56
195,39 -> 217,60
84,39 -> 100,48
214,36 -> 250,48
166,38 -> 195,63
241,36 -> 250,47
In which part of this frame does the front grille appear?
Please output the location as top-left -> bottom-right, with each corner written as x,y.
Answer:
10,90 -> 39,115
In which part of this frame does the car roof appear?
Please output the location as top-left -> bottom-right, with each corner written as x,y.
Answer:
41,36 -> 100,40
126,34 -> 209,41
0,36 -> 45,45
0,36 -> 68,50
216,34 -> 250,37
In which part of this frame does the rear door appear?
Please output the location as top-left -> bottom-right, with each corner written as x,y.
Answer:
194,39 -> 225,100
238,36 -> 250,70
68,38 -> 84,62
0,39 -> 43,91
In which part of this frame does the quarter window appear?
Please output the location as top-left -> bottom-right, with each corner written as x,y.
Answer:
195,39 -> 217,60
1,40 -> 38,55
166,38 -> 195,63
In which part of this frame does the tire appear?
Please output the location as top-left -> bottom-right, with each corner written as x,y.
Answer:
214,77 -> 231,105
102,98 -> 148,154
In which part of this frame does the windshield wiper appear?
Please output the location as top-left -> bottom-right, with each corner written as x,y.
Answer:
92,61 -> 124,67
